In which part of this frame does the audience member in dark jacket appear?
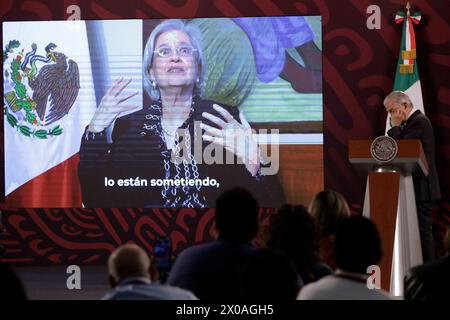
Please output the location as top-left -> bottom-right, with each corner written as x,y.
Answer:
167,187 -> 260,300
242,248 -> 302,301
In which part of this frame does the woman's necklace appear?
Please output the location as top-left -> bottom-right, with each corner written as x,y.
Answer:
161,121 -> 177,137
161,99 -> 194,137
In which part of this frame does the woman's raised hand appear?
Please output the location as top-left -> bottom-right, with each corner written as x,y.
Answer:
201,104 -> 260,176
88,77 -> 139,133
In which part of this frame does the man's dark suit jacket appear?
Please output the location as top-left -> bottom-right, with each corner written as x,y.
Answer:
404,254 -> 450,300
387,110 -> 441,201
166,240 -> 258,300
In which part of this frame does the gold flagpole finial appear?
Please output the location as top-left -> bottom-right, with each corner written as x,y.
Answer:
406,2 -> 411,16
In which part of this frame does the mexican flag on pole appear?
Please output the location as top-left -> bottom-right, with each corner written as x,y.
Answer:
382,4 -> 425,297
386,7 -> 423,133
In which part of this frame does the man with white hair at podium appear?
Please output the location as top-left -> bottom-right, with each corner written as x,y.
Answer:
384,90 -> 441,262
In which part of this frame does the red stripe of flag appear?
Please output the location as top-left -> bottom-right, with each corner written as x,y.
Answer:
408,16 -> 416,65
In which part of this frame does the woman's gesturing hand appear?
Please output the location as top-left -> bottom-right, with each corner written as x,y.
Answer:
88,77 -> 139,133
201,104 -> 261,176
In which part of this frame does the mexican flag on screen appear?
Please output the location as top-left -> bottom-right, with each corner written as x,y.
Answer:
3,21 -> 96,206
385,9 -> 424,133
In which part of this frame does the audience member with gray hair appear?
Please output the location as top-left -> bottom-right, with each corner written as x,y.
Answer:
103,244 -> 197,300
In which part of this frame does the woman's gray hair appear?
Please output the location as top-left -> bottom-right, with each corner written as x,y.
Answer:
383,91 -> 413,108
143,19 -> 205,101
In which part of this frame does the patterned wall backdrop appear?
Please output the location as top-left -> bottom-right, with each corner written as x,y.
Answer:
1,0 -> 449,265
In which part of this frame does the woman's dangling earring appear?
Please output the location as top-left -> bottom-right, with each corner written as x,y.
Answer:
151,80 -> 157,89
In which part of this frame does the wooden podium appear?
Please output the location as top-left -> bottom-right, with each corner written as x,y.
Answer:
348,139 -> 428,293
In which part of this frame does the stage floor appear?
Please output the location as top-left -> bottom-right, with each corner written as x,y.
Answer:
14,266 -> 110,300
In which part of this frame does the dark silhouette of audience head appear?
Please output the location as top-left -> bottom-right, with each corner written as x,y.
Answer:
265,204 -> 328,283
243,248 -> 302,301
333,216 -> 382,274
215,187 -> 259,242
309,190 -> 350,237
0,262 -> 27,300
108,244 -> 151,288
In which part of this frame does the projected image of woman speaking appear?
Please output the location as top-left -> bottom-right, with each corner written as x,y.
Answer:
78,19 -> 283,208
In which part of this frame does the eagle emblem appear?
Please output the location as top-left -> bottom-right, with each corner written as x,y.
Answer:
3,40 -> 80,138
370,136 -> 398,163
